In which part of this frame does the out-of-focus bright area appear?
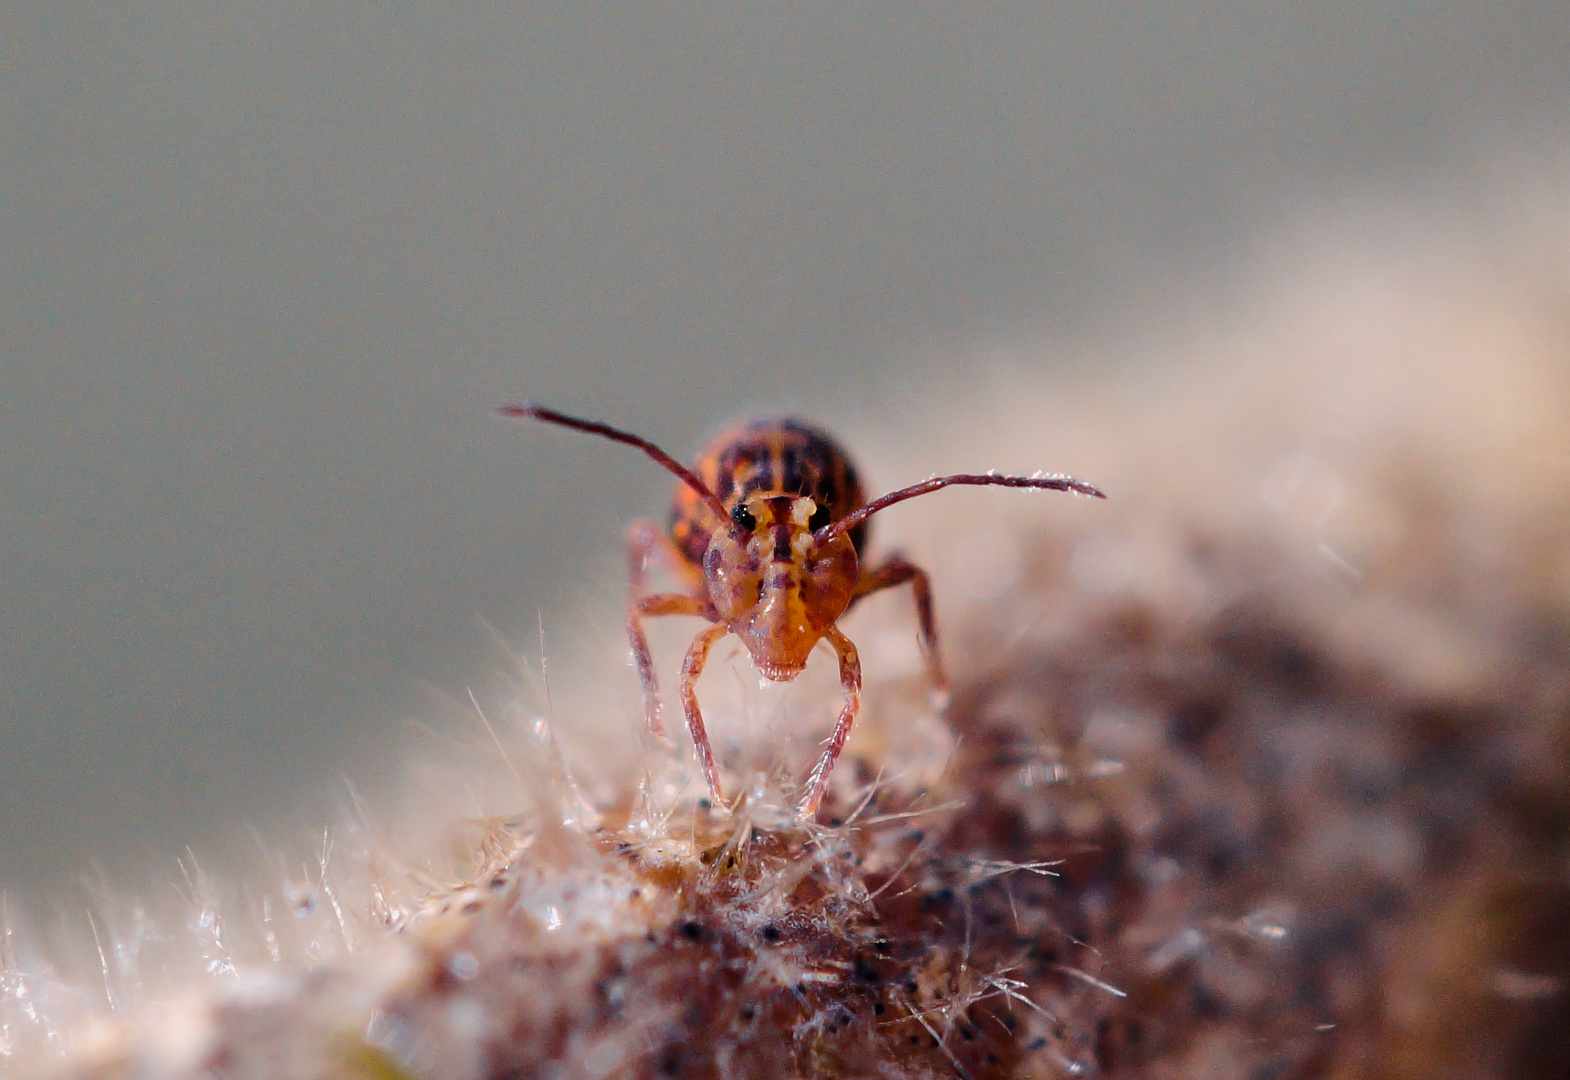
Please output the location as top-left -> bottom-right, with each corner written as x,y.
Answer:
2,3 -> 1567,907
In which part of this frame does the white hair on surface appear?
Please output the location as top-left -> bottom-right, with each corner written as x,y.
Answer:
12,182 -> 1570,1080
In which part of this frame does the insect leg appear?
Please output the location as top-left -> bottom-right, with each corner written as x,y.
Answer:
629,593 -> 709,740
852,555 -> 949,693
798,625 -> 863,819
627,519 -> 700,596
677,621 -> 733,809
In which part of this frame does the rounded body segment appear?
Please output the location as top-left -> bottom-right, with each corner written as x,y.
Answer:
669,418 -> 869,568
504,401 -> 1103,817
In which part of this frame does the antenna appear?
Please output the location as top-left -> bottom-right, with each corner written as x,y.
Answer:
816,472 -> 1106,545
498,404 -> 729,522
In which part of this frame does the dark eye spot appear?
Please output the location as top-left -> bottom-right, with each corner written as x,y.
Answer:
731,504 -> 756,530
808,503 -> 831,531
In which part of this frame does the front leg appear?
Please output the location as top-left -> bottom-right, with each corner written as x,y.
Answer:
678,621 -> 732,809
798,625 -> 863,819
628,593 -> 709,740
852,554 -> 949,693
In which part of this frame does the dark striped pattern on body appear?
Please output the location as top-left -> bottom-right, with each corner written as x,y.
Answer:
669,418 -> 868,565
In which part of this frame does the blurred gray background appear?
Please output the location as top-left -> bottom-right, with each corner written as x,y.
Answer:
2,3 -> 1567,904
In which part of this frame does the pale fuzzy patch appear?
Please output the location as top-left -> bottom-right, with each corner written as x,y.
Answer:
7,180 -> 1570,1077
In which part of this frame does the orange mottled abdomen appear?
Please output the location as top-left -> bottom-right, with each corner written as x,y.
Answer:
669,419 -> 868,566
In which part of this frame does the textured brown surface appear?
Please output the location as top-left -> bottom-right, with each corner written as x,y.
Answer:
36,512 -> 1570,1078
15,215 -> 1570,1078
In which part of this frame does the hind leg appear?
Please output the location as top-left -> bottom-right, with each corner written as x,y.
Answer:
852,554 -> 948,694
